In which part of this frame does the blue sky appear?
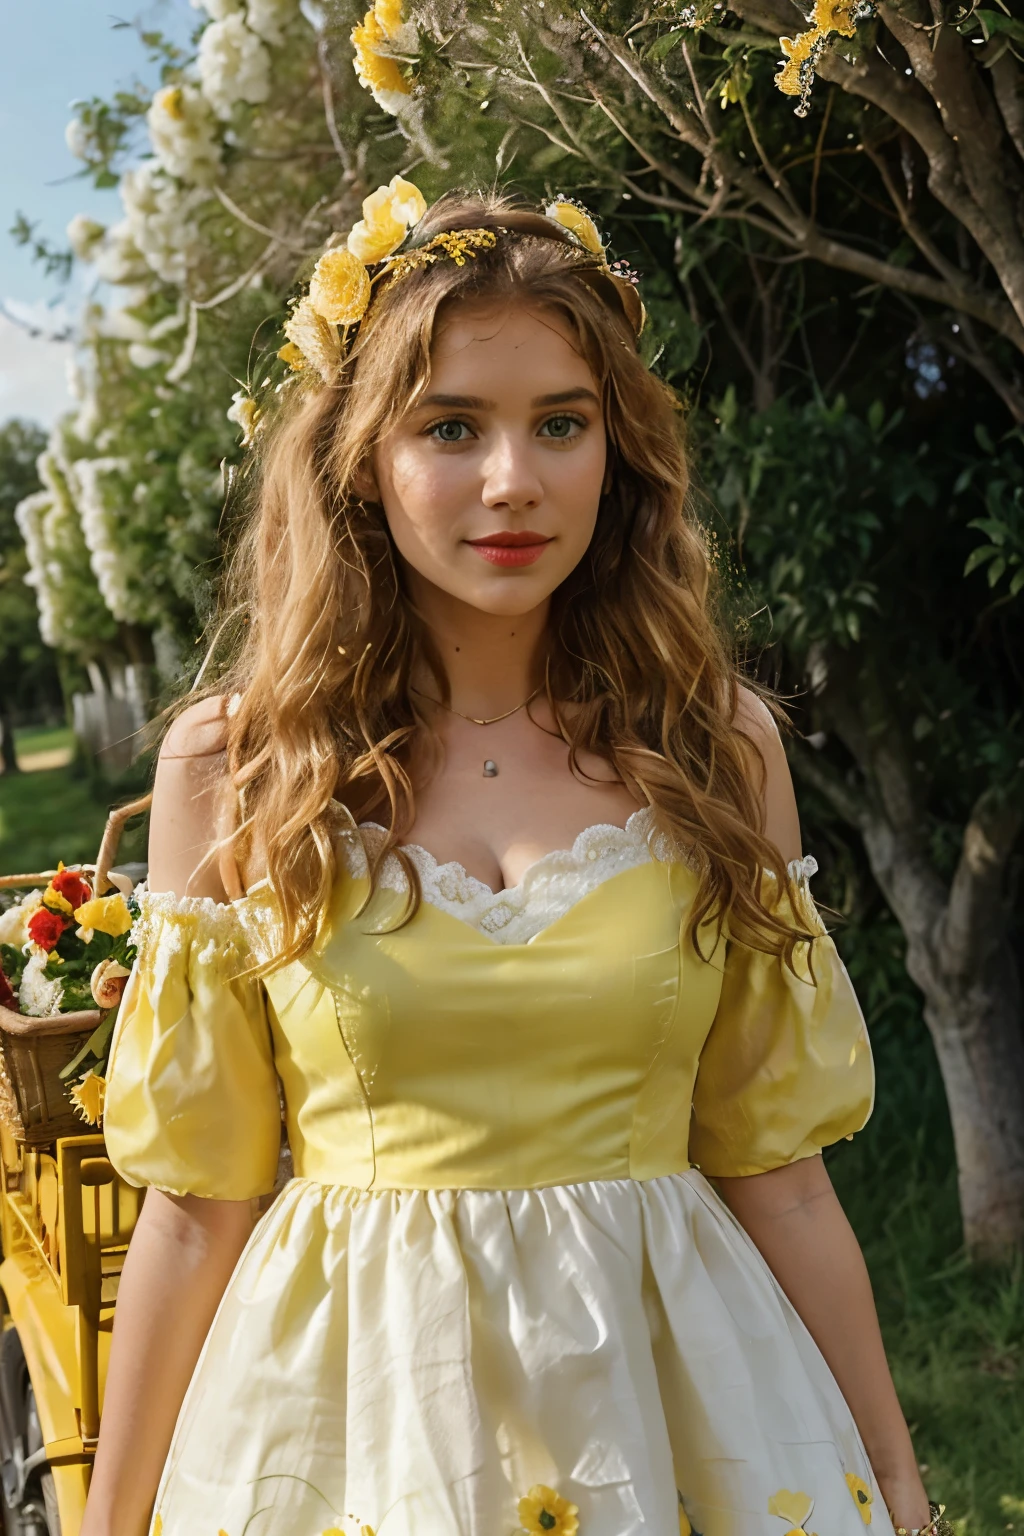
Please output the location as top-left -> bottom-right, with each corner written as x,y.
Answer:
0,0 -> 194,424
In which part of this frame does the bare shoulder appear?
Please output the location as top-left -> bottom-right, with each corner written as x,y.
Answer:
732,685 -> 802,863
159,693 -> 230,762
149,695 -> 238,900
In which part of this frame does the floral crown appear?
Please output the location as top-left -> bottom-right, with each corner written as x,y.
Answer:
275,178 -> 646,387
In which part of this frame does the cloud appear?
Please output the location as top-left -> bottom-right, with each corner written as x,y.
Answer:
0,309 -> 74,427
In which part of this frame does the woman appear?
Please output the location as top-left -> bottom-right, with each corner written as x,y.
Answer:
83,188 -> 935,1536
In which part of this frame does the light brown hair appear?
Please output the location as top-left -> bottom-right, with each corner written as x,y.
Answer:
188,189 -> 810,966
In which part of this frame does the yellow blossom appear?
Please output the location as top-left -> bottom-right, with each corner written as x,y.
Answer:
546,200 -> 603,254
90,956 -> 131,1008
308,247 -> 372,325
153,85 -> 186,120
775,29 -> 820,96
73,893 -> 132,938
812,0 -> 859,34
70,1071 -> 106,1126
283,296 -> 343,384
680,1506 -> 692,1536
351,6 -> 412,114
347,175 -> 427,264
277,340 -> 307,371
518,1484 -> 579,1536
846,1474 -> 873,1524
769,1491 -> 815,1528
227,392 -> 262,447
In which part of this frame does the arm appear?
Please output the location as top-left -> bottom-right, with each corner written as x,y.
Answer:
722,690 -> 929,1531
83,697 -> 255,1536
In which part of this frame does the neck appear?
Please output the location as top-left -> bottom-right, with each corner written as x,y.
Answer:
409,578 -> 549,718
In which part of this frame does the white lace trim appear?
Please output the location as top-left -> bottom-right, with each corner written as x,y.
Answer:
130,886 -> 279,971
338,808 -> 669,945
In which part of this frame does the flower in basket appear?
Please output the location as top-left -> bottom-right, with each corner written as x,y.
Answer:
0,969 -> 16,1011
42,863 -> 92,917
69,1069 -> 106,1126
27,906 -> 71,953
90,957 -> 131,1009
74,893 -> 133,943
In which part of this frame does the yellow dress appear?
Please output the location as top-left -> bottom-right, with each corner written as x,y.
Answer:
104,810 -> 882,1536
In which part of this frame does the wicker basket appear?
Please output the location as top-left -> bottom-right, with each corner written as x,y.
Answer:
0,793 -> 152,1148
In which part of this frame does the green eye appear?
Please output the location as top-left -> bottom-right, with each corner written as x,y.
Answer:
541,415 -> 582,439
430,420 -> 470,442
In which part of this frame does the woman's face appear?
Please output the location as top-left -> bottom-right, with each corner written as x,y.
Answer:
369,300 -> 607,617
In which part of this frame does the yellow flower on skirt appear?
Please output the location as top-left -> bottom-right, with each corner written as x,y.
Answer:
846,1473 -> 874,1524
769,1490 -> 815,1528
518,1483 -> 580,1535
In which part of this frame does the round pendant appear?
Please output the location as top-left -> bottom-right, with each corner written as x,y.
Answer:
483,759 -> 498,777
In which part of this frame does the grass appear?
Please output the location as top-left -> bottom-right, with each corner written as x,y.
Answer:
13,723 -> 75,760
0,760 -> 1020,1527
0,749 -> 150,878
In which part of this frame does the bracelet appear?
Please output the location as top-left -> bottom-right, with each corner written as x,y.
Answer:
891,1502 -> 953,1536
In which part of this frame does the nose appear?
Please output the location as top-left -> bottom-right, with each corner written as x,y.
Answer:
480,431 -> 543,515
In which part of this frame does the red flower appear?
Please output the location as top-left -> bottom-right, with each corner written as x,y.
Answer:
49,866 -> 91,912
0,969 -> 15,1010
27,907 -> 70,952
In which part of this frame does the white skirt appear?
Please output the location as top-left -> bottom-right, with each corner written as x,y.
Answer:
152,1171 -> 888,1536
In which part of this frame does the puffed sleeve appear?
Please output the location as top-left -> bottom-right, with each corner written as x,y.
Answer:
104,890 -> 283,1201
688,859 -> 874,1178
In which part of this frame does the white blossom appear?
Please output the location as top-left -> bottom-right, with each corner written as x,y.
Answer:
71,458 -> 135,622
191,0 -> 243,16
67,213 -> 107,262
120,163 -> 209,287
94,220 -> 150,287
65,117 -> 93,159
246,0 -> 300,46
198,15 -> 272,120
18,949 -> 64,1018
0,892 -> 41,950
15,491 -> 61,647
147,84 -> 223,185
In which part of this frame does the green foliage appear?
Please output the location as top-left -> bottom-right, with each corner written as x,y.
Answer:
0,420 -> 63,719
960,428 -> 1024,600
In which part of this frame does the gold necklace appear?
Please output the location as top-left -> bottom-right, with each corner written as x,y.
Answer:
412,686 -> 541,776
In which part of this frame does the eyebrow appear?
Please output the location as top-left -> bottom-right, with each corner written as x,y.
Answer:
415,387 -> 601,410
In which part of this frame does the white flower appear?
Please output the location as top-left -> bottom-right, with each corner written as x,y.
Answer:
70,457 -> 135,622
119,163 -> 209,286
198,14 -> 272,120
246,0 -> 299,45
94,220 -> 149,287
67,213 -> 107,262
18,949 -> 64,1018
0,892 -> 41,949
227,390 -> 261,445
65,117 -> 93,160
127,343 -> 167,370
191,0 -> 243,15
147,84 -> 223,185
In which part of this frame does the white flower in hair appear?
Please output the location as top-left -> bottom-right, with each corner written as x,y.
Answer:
246,0 -> 301,46
147,85 -> 223,185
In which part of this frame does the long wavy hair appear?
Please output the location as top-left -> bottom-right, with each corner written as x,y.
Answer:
190,188 -> 811,967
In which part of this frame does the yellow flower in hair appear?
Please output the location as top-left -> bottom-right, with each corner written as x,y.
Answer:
518,1484 -> 579,1536
308,247 -> 372,325
283,296 -> 343,384
812,0 -> 859,33
769,1491 -> 815,1528
347,175 -> 427,264
845,1474 -> 873,1524
775,29 -> 820,95
153,84 -> 186,121
277,340 -> 307,371
351,0 -> 416,116
546,200 -> 603,254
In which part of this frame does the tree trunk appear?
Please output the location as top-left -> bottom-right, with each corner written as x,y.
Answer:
795,699 -> 1024,1258
906,932 -> 1024,1260
0,701 -> 19,775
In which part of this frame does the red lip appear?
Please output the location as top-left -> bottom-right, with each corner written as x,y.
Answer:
466,530 -> 553,567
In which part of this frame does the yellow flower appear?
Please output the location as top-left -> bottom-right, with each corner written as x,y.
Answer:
283,296 -> 343,384
73,893 -> 133,938
227,392 -> 262,447
846,1474 -> 873,1524
769,1491 -> 815,1528
277,340 -> 307,371
70,1071 -> 106,1126
812,0 -> 859,34
347,175 -> 427,264
774,28 -> 821,95
680,1507 -> 692,1536
153,84 -> 185,121
151,1518 -> 162,1536
308,247 -> 372,326
546,200 -> 603,254
351,4 -> 413,114
518,1484 -> 580,1536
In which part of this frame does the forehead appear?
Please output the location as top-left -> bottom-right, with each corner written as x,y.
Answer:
429,299 -> 591,378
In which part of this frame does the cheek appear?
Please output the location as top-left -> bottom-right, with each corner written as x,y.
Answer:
381,443 -> 456,546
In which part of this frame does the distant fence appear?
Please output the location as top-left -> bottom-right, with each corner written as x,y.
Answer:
71,663 -> 150,773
